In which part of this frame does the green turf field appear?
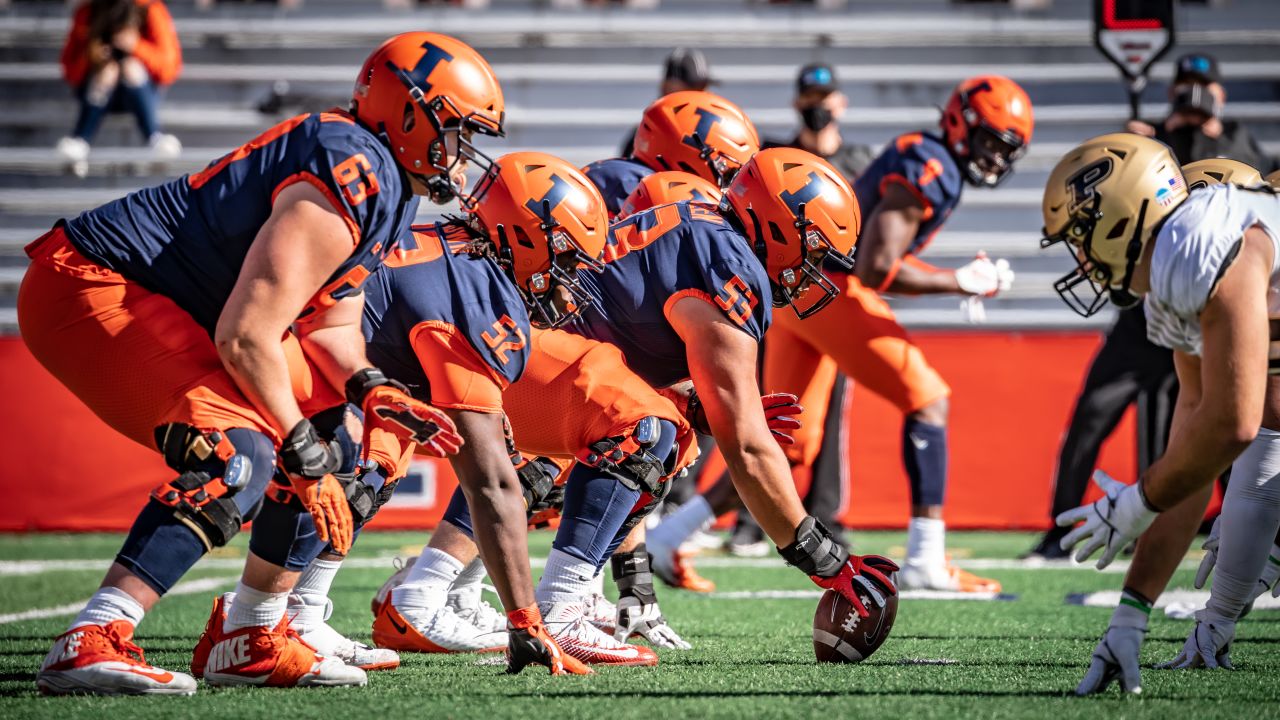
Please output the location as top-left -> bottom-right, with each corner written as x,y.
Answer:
2,530 -> 1278,719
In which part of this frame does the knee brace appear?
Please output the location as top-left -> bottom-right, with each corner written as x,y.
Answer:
149,423 -> 270,550
520,457 -> 566,529
577,417 -> 677,495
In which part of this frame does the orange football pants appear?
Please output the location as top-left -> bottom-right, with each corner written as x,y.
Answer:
503,328 -> 697,472
763,271 -> 950,469
18,227 -> 335,451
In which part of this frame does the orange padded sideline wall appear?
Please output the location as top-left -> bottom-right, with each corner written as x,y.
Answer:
0,332 -> 1145,532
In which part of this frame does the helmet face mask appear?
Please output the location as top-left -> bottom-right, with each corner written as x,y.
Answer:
1041,181 -> 1151,318
772,213 -> 855,319
943,76 -> 1033,188
397,84 -> 504,204
964,124 -> 1026,188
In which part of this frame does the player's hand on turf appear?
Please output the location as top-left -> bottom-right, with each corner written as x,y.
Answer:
1194,517 -> 1222,589
1076,622 -> 1146,695
955,252 -> 1014,297
1157,610 -> 1235,670
811,555 -> 900,619
505,605 -> 592,676
760,392 -> 802,445
347,368 -> 464,457
1055,470 -> 1158,570
614,596 -> 691,650
279,418 -> 354,554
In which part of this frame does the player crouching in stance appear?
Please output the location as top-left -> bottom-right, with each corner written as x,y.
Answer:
1043,137 -> 1280,694
24,31 -> 502,695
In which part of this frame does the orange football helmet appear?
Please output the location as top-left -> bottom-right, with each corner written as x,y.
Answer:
466,152 -> 608,328
941,75 -> 1033,188
723,147 -> 860,319
632,91 -> 760,187
352,32 -> 505,203
619,171 -> 723,218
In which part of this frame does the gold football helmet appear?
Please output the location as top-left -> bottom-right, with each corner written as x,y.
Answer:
1041,133 -> 1187,317
1182,158 -> 1263,191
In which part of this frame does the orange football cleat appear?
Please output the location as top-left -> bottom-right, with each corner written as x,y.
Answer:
192,594 -> 366,687
37,620 -> 197,696
653,548 -> 716,593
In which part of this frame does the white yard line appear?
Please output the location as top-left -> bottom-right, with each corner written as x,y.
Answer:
712,589 -> 1011,601
0,575 -> 237,625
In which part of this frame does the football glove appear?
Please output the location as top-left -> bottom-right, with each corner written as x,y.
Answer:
954,253 -> 1014,297
614,596 -> 691,650
1075,621 -> 1146,695
1056,470 -> 1159,569
505,605 -> 592,676
1157,609 -> 1235,670
346,368 -> 463,458
959,295 -> 987,324
279,418 -> 354,554
1194,517 -> 1222,589
780,516 -> 898,619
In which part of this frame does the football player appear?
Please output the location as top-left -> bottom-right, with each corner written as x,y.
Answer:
584,90 -> 759,217
619,171 -> 724,218
648,76 -> 1031,593
24,32 -> 500,694
1044,138 -> 1280,694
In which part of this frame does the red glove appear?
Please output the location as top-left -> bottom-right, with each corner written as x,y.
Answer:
810,554 -> 900,618
505,605 -> 593,676
760,392 -> 802,445
346,369 -> 464,458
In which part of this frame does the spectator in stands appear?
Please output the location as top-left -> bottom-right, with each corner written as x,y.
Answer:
763,62 -> 874,181
619,48 -> 715,157
1024,52 -> 1276,559
57,0 -> 183,174
1127,52 -> 1277,173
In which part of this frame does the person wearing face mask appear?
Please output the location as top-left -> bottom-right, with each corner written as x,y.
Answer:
1127,53 -> 1277,173
764,63 -> 876,183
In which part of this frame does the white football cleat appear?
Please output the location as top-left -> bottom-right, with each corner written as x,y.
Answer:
371,556 -> 415,616
897,559 -> 1001,593
447,584 -> 506,635
582,592 -> 618,635
37,621 -> 197,696
289,593 -> 399,671
373,597 -> 505,654
540,602 -> 657,666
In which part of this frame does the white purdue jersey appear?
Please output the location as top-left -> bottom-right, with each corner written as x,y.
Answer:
1144,184 -> 1280,355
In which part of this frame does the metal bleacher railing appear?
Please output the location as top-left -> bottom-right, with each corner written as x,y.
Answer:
0,0 -> 1276,333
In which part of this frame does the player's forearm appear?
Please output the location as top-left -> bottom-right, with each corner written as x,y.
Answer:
718,434 -> 807,547
1122,483 -> 1214,601
1141,405 -> 1253,509
881,261 -> 964,295
298,321 -> 372,395
216,333 -> 304,437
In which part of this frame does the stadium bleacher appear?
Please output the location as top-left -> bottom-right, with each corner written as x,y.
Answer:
0,0 -> 1276,332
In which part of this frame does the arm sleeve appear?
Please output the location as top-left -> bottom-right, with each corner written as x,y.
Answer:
408,321 -> 511,414
133,1 -> 181,86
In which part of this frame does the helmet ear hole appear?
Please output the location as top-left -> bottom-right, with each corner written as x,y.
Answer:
402,102 -> 416,134
768,221 -> 788,247
512,225 -> 536,250
1105,218 -> 1130,240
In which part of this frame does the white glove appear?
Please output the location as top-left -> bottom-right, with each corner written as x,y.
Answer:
954,253 -> 1014,297
614,596 -> 691,650
1157,609 -> 1235,669
1264,544 -> 1280,598
1194,517 -> 1221,589
1056,470 -> 1159,569
959,296 -> 987,323
1076,622 -> 1146,695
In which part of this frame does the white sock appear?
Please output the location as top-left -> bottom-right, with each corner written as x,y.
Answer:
1207,428 -> 1280,620
649,495 -> 714,550
906,517 -> 946,567
71,587 -> 145,630
450,557 -> 487,594
588,568 -> 606,597
225,582 -> 288,631
392,547 -> 462,609
287,558 -> 343,634
536,548 -> 596,606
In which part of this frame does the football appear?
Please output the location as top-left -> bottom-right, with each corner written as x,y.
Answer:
812,588 -> 898,663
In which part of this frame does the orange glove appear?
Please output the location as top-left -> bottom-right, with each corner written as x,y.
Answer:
346,369 -> 464,458
278,418 -> 354,554
506,605 -> 592,676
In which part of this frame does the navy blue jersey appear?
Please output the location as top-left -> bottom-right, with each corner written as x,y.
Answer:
64,110 -> 417,333
567,201 -> 771,388
363,222 -> 530,411
852,132 -> 964,257
583,157 -> 655,218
